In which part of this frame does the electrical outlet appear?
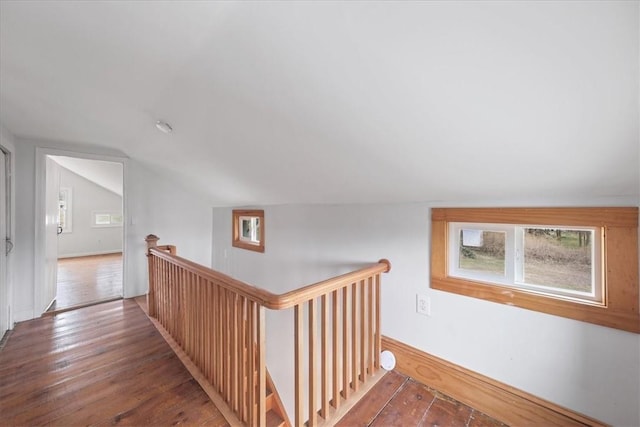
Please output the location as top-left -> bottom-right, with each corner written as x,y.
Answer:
416,294 -> 430,316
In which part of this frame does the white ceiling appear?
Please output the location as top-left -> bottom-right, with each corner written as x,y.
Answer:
50,156 -> 123,197
1,1 -> 638,206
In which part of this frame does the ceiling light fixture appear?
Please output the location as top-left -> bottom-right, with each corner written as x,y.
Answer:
155,120 -> 173,134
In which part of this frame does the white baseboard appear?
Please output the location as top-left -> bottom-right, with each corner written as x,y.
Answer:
58,250 -> 122,259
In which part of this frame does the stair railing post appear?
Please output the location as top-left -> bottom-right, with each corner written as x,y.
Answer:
145,234 -> 160,317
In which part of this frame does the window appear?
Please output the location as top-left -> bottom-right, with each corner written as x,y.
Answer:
431,208 -> 639,333
232,209 -> 264,253
449,224 -> 602,303
92,211 -> 123,227
58,187 -> 72,233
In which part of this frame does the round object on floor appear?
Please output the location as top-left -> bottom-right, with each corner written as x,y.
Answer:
380,350 -> 396,371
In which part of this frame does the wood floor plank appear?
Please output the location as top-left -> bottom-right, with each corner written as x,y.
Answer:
0,320 -> 161,382
370,379 -> 436,426
0,319 -> 154,372
0,299 -> 229,426
8,350 -> 183,424
468,410 -> 509,427
98,379 -> 227,426
420,396 -> 473,427
43,357 -> 193,426
336,370 -> 408,427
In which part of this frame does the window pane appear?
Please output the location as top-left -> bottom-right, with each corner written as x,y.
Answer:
523,228 -> 593,293
459,230 -> 505,275
241,219 -> 252,239
95,214 -> 111,225
254,218 -> 260,241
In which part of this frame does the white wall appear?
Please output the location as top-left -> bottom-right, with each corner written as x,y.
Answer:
12,137 -> 213,321
212,199 -> 640,426
57,166 -> 123,258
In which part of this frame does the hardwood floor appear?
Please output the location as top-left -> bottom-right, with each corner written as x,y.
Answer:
0,299 -> 229,426
2,297 -> 505,427
339,370 -> 507,427
51,253 -> 123,311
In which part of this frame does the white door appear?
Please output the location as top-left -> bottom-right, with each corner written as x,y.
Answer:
0,149 -> 8,335
42,156 -> 60,313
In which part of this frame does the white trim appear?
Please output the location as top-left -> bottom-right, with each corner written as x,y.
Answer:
35,147 -> 128,315
58,250 -> 122,259
0,148 -> 8,334
0,133 -> 16,330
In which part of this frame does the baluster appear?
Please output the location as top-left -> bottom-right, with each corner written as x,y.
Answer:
342,286 -> 350,400
248,300 -> 256,426
232,293 -> 239,412
201,278 -> 206,370
224,289 -> 231,405
321,294 -> 329,419
309,298 -> 317,427
256,305 -> 266,427
215,285 -> 222,393
367,276 -> 374,376
360,279 -> 366,382
294,303 -> 304,427
184,271 -> 189,357
172,264 -> 177,338
375,273 -> 381,368
239,296 -> 248,423
351,282 -> 358,393
332,289 -> 340,410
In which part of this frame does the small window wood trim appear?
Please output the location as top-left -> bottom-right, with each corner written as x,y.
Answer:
431,207 -> 639,333
232,209 -> 265,253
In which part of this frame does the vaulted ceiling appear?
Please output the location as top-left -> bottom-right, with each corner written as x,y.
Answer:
1,1 -> 638,206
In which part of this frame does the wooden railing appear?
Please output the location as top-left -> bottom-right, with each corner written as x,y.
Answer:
145,235 -> 391,427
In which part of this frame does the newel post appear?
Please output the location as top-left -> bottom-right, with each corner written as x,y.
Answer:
145,234 -> 159,317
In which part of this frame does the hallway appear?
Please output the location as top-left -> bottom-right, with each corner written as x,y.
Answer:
50,253 -> 123,312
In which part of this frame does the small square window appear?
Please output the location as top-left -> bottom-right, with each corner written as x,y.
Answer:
232,210 -> 264,253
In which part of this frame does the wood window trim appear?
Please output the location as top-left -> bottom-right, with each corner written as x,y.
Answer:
431,207 -> 639,333
232,209 -> 265,253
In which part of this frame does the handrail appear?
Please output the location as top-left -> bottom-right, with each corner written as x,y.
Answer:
145,235 -> 391,427
149,246 -> 391,310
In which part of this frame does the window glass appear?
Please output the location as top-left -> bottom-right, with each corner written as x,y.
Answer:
522,228 -> 593,294
459,230 -> 506,275
92,211 -> 123,227
449,223 -> 600,302
58,187 -> 72,232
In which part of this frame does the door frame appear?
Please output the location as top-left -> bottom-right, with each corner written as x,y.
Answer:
34,147 -> 128,316
0,147 -> 9,334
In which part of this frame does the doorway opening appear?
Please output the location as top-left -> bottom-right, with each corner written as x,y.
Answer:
37,152 -> 126,315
